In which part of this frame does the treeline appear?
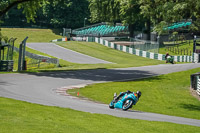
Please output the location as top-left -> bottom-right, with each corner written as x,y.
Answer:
1,0 -> 90,29
1,0 -> 200,37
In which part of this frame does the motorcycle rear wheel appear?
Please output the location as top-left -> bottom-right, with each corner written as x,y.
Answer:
122,99 -> 133,111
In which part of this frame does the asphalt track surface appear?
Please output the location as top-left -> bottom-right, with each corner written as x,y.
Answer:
27,43 -> 111,64
1,63 -> 200,127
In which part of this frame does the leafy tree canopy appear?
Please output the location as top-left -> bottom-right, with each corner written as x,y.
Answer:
0,0 -> 46,22
1,0 -> 90,29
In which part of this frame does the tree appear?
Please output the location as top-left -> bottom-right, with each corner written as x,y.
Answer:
0,0 -> 46,22
0,0 -> 46,42
89,0 -> 120,23
89,0 -> 144,38
1,0 -> 90,29
119,0 -> 143,37
42,0 -> 90,29
139,0 -> 200,35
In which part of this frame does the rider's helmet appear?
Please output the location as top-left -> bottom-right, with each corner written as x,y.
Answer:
136,91 -> 141,98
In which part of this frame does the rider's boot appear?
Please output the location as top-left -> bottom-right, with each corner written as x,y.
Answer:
113,93 -> 117,102
114,93 -> 117,98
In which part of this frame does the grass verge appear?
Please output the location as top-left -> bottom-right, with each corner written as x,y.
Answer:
56,41 -> 164,68
1,28 -> 62,71
68,67 -> 200,119
159,40 -> 194,55
1,28 -> 62,44
1,28 -> 165,71
1,97 -> 200,133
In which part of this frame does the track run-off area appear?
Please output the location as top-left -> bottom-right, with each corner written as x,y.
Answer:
0,43 -> 200,127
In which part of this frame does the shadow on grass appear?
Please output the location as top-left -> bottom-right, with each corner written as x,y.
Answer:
180,104 -> 200,111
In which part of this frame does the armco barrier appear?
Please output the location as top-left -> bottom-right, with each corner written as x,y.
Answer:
51,37 -> 195,62
191,73 -> 200,96
52,38 -> 66,42
94,37 -> 194,62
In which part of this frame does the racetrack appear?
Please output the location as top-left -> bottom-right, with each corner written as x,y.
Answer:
27,43 -> 112,64
1,63 -> 200,127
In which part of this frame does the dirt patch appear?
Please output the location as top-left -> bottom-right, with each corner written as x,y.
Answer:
54,84 -> 104,104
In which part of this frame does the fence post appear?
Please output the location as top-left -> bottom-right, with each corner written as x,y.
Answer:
193,35 -> 196,53
11,38 -> 17,60
22,37 -> 28,70
38,60 -> 40,68
18,43 -> 22,71
184,48 -> 185,55
18,36 -> 28,71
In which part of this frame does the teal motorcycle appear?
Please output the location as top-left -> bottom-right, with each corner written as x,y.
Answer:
109,92 -> 139,111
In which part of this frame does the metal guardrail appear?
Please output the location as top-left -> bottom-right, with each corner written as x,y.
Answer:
0,38 -> 16,71
95,37 -> 193,62
0,60 -> 14,71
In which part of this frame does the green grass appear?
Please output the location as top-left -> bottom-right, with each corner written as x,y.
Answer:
1,28 -> 62,44
1,28 -> 63,71
1,97 -> 200,133
68,67 -> 200,120
1,28 -> 165,72
56,41 -> 164,68
159,40 -> 194,55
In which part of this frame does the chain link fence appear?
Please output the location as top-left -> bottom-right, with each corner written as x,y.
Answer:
14,47 -> 59,70
130,38 -> 159,53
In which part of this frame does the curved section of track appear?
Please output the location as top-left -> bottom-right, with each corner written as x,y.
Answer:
27,43 -> 112,64
1,63 -> 200,127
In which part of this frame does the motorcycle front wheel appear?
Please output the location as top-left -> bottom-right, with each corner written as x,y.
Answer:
109,100 -> 114,109
122,99 -> 133,111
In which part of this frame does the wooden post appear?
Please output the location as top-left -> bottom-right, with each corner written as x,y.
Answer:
184,48 -> 185,55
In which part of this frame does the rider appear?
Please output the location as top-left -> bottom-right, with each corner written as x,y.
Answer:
165,52 -> 169,63
113,90 -> 141,103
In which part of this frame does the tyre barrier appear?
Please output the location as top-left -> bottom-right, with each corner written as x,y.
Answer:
191,73 -> 200,96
